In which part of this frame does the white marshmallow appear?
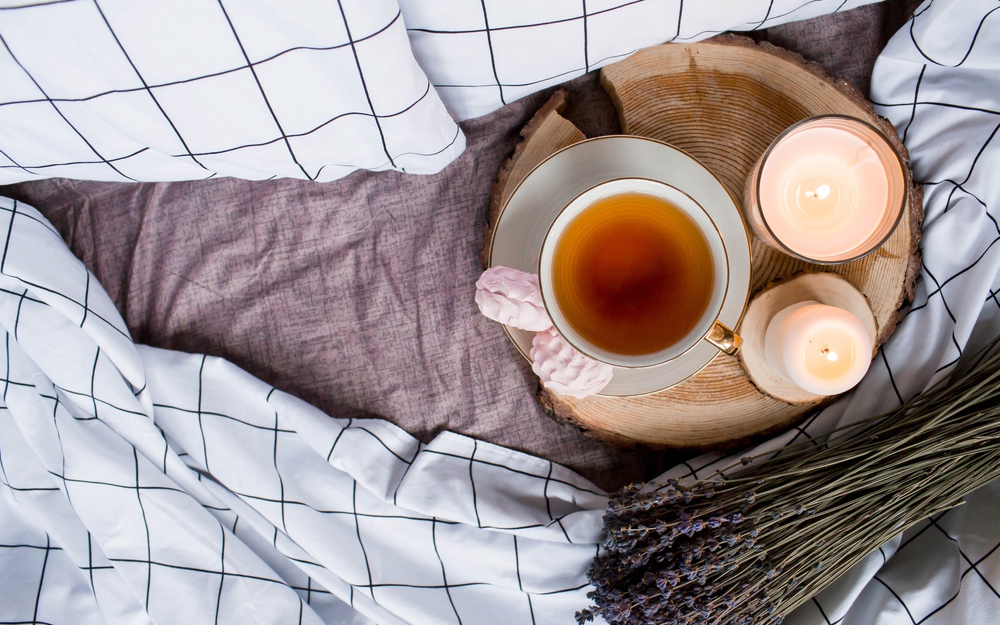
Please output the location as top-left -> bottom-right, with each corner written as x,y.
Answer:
530,327 -> 613,398
475,266 -> 552,332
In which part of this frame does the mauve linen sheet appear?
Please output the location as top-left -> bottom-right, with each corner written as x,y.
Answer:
0,1 -> 921,491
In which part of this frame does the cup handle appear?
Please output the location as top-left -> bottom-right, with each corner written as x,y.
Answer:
705,321 -> 743,356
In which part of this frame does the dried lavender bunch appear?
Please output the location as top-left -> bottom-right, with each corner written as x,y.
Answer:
582,339 -> 1000,625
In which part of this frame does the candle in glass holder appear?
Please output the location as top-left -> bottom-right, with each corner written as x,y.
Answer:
743,115 -> 907,264
764,301 -> 873,396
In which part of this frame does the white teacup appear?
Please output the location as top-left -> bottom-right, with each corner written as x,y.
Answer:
537,178 -> 741,368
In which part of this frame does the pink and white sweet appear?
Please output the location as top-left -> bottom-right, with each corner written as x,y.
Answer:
475,266 -> 612,398
530,328 -> 614,398
475,266 -> 552,331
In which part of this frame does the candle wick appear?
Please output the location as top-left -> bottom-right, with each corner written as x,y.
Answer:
804,184 -> 832,200
820,347 -> 839,362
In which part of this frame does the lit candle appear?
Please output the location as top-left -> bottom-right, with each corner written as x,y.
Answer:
744,115 -> 906,263
764,301 -> 873,396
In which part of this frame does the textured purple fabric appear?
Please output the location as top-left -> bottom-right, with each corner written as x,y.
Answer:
0,1 -> 920,490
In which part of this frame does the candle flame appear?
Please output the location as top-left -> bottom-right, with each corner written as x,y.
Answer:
820,347 -> 839,362
804,184 -> 832,200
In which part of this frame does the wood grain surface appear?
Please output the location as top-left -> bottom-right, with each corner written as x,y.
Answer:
737,272 -> 879,405
483,35 -> 923,450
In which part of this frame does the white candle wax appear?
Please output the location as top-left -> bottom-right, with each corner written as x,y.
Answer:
758,125 -> 890,260
764,301 -> 873,396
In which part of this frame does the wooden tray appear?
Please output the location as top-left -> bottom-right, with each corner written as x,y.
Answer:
482,35 -> 923,450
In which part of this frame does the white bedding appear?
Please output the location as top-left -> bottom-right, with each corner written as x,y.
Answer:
1,1 -> 1000,624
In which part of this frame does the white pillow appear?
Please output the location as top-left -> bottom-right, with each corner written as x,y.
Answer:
0,0 -> 465,184
400,0 -> 884,121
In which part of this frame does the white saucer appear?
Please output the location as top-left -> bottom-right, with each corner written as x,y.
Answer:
488,135 -> 751,397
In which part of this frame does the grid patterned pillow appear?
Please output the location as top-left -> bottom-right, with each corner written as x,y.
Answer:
399,0 -> 884,121
0,0 -> 465,184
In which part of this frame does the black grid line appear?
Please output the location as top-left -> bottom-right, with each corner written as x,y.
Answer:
326,417 -> 352,462
197,355 -> 209,473
0,261 -> 131,346
989,288 -> 1000,311
0,543 -> 61,551
902,65 -> 926,144
880,345 -> 904,406
79,271 -> 90,329
12,289 -> 26,342
214,0 -> 310,179
767,409 -> 824,462
0,0 -> 81,10
407,0 -> 648,35
91,0 -> 209,172
928,517 -> 1000,600
409,0 -> 870,123
555,516 -> 574,544
920,120 -> 1000,190
31,534 -> 51,625
48,388 -> 144,420
154,402 -> 296,433
897,511 -> 952,552
910,2 -> 998,68
0,0 -> 877,183
0,148 -> 151,175
812,596 -> 833,625
134,447 -> 152,610
227,484 -> 578,533
47,471 -> 185,492
922,265 -> 958,323
478,0 -> 505,106
335,0 -> 396,170
136,80 -> 433,163
421,448 -> 605,497
873,574 -> 918,624
85,532 -> 94,591
391,441 -> 421,507
469,440 -> 481,528
0,199 -> 18,274
0,146 -> 35,178
352,425 -> 415,465
751,0 -> 776,30
0,203 -> 60,242
3,334 -> 7,403
214,524 -> 226,625
88,347 -> 100,421
432,517 -> 462,625
351,113 -> 458,172
869,98 -> 1000,118
266,388 -> 288,533
0,12 -> 403,113
672,0 -> 684,41
0,31 -> 137,181
351,481 -> 374,603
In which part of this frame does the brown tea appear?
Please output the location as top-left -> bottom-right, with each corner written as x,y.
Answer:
551,192 -> 715,356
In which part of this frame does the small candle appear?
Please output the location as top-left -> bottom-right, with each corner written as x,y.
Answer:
764,301 -> 873,396
744,116 -> 906,264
